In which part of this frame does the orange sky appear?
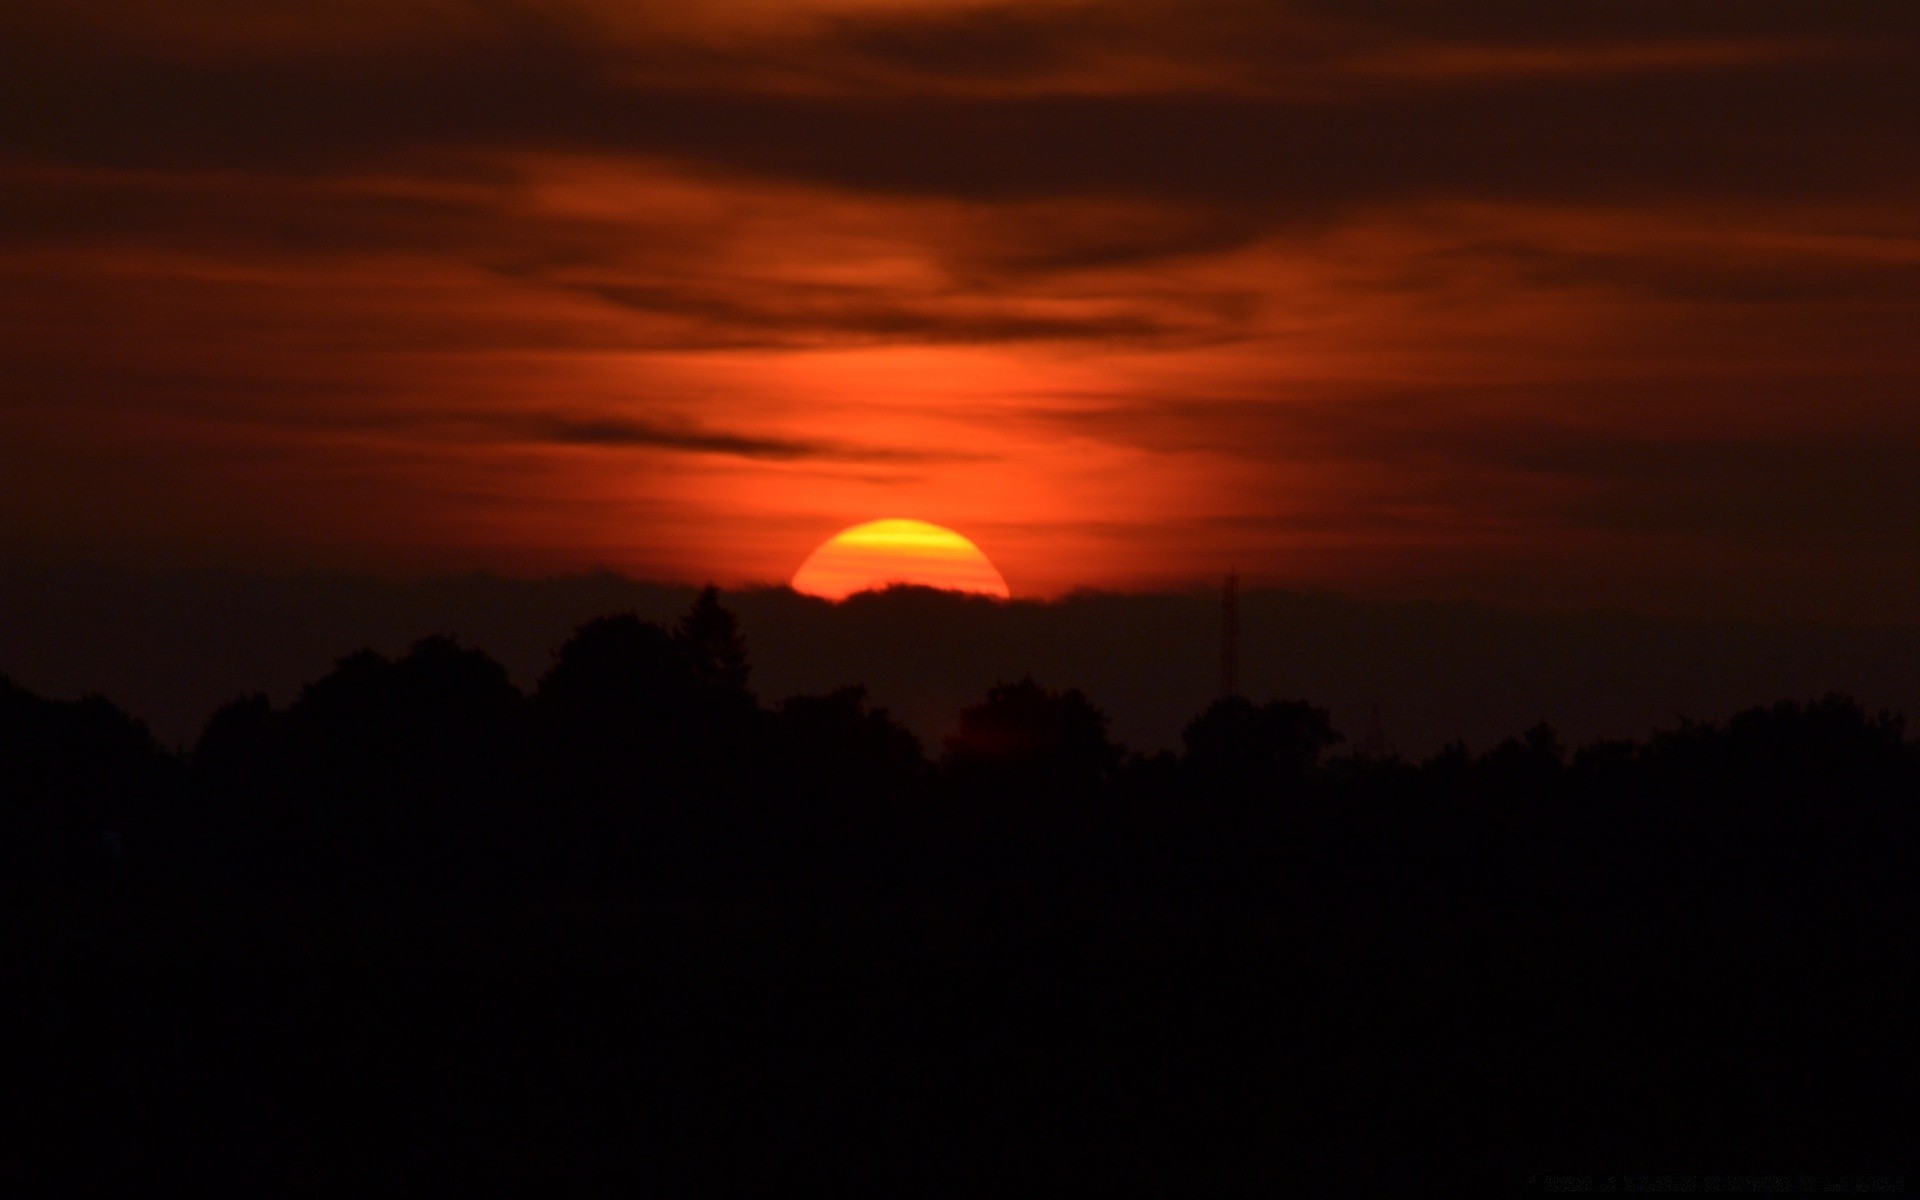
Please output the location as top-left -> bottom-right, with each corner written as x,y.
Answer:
4,1 -> 1920,621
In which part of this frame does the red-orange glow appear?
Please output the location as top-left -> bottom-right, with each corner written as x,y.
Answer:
4,4 -> 1919,622
791,519 -> 1011,601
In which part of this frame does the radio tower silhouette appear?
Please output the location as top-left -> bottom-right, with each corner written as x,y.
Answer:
1221,569 -> 1240,698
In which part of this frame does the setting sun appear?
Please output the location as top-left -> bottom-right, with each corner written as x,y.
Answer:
790,519 -> 1011,601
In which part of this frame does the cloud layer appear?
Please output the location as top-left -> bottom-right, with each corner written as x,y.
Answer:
4,0 -> 1918,620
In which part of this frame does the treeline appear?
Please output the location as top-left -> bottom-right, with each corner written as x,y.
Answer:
7,589 -> 1917,1187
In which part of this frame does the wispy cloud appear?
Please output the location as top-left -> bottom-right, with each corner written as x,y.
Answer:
3,0 -> 1919,617
528,414 -> 978,463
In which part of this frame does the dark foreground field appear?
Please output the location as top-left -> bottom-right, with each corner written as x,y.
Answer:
9,593 -> 1915,1188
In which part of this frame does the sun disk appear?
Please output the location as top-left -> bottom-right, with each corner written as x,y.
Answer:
790,519 -> 1011,601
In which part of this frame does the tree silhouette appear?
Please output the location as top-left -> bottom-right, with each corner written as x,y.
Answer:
1180,695 -> 1342,797
1,675 -> 165,890
1476,720 -> 1565,800
6,595 -> 1920,1189
943,676 -> 1120,792
222,637 -> 529,887
776,685 -> 925,799
678,583 -> 751,696
527,597 -> 768,886
536,613 -> 696,722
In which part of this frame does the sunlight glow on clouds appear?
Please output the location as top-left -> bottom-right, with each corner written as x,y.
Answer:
3,1 -> 1919,620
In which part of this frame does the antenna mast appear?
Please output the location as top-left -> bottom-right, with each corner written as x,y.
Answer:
1221,569 -> 1240,698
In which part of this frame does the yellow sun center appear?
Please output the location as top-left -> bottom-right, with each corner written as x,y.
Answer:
790,519 -> 1011,601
